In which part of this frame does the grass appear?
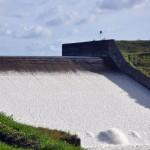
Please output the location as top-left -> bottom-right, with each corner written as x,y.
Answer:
36,127 -> 80,147
0,112 -> 83,150
116,40 -> 150,78
0,141 -> 30,150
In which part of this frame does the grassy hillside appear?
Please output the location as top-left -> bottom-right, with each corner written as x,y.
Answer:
116,40 -> 150,78
0,112 -> 83,150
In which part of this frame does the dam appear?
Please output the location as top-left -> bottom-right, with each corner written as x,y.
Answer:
0,40 -> 150,149
62,40 -> 150,89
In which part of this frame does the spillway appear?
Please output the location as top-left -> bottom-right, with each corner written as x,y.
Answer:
0,57 -> 150,150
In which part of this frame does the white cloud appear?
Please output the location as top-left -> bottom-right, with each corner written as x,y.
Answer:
0,23 -> 13,36
76,14 -> 97,25
97,0 -> 148,10
24,41 -> 61,56
15,26 -> 52,38
37,5 -> 63,20
66,28 -> 80,36
0,24 -> 52,39
46,12 -> 79,26
12,12 -> 30,18
46,11 -> 96,26
46,18 -> 64,26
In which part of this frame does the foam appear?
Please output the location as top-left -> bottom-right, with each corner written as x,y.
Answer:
97,128 -> 129,145
0,71 -> 150,149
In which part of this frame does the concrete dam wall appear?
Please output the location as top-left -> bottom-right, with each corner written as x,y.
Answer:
0,56 -> 106,73
62,40 -> 150,90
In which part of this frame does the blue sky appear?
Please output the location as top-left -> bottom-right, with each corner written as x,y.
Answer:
0,0 -> 150,56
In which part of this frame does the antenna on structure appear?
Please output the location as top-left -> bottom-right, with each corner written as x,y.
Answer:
100,31 -> 102,40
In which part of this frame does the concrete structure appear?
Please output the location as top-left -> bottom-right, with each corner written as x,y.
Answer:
0,40 -> 149,89
62,40 -> 111,58
0,56 -> 104,73
62,40 -> 150,90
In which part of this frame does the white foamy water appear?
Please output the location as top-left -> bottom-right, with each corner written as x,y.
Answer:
0,71 -> 150,149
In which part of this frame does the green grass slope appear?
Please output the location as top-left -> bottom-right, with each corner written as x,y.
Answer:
116,40 -> 150,78
0,141 -> 30,150
0,112 -> 83,150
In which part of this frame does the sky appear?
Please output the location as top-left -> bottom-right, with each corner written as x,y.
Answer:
0,0 -> 150,56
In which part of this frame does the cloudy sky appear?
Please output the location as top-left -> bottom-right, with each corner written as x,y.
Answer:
0,0 -> 150,56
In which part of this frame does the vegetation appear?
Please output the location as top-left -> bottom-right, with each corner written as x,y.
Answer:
0,141 -> 28,150
116,40 -> 150,77
0,112 -> 83,150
